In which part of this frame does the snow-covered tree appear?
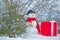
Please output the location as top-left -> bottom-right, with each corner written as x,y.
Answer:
0,0 -> 26,37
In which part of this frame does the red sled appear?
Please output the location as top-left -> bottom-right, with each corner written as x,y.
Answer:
40,21 -> 58,36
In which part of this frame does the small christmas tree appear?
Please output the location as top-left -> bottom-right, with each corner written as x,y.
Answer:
0,0 -> 26,37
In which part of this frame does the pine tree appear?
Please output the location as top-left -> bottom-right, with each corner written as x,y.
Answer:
0,0 -> 26,37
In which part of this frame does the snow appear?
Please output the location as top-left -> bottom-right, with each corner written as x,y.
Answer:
0,34 -> 60,40
49,0 -> 53,4
0,37 -> 23,40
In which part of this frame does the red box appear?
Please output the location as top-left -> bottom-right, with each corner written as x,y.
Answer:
40,21 -> 58,36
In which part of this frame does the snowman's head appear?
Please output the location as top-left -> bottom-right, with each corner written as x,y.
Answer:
27,10 -> 36,18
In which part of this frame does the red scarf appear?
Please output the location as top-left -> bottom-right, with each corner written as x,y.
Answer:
26,17 -> 40,34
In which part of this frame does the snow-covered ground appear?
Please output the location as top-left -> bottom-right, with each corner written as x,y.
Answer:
0,34 -> 60,40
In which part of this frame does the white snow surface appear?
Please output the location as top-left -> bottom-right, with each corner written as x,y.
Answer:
0,34 -> 60,40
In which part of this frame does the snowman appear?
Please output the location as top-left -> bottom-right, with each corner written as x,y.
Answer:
26,10 -> 40,34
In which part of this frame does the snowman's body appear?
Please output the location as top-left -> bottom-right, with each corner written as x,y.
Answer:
26,21 -> 37,34
26,13 -> 37,34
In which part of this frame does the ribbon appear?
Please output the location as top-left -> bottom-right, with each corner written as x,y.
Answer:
50,21 -> 55,36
